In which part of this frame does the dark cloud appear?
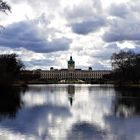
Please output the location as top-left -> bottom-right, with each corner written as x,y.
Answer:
65,0 -> 102,19
103,2 -> 140,43
92,42 -> 140,64
0,21 -> 71,53
103,17 -> 140,42
103,31 -> 140,42
64,0 -> 105,35
92,43 -> 120,60
71,18 -> 106,35
109,3 -> 129,18
24,59 -> 57,69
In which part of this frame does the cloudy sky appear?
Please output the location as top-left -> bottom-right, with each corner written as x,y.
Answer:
0,0 -> 140,70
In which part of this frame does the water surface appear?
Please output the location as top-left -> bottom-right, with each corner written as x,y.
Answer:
0,84 -> 140,140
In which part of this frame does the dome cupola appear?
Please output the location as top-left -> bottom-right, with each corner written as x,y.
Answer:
68,56 -> 75,70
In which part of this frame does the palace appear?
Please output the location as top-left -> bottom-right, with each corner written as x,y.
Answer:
40,56 -> 111,81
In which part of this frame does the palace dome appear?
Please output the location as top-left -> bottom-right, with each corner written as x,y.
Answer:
68,56 -> 75,64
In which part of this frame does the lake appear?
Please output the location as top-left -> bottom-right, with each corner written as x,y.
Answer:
0,84 -> 140,140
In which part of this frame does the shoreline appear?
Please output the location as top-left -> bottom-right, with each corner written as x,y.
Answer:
23,81 -> 140,88
0,80 -> 140,88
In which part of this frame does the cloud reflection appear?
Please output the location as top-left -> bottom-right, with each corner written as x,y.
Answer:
0,85 -> 140,140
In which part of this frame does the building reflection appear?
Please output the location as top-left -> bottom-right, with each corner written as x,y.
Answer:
67,85 -> 75,106
113,87 -> 140,117
0,86 -> 26,119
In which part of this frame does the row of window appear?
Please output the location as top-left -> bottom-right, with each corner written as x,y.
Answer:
41,72 -> 110,79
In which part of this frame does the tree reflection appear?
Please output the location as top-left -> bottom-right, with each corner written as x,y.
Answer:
113,87 -> 140,117
0,86 -> 26,118
67,85 -> 75,106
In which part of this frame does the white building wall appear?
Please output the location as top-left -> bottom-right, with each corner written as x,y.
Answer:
40,70 -> 111,80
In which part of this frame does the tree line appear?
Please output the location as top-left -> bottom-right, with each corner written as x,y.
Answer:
0,54 -> 24,85
0,54 -> 40,86
111,50 -> 140,84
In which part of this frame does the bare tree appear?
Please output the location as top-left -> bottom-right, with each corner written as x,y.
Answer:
0,0 -> 11,13
0,0 -> 11,29
111,50 -> 140,83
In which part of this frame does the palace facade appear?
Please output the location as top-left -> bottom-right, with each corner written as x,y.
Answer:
40,56 -> 111,81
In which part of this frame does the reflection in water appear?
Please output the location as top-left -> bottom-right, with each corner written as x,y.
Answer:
0,87 -> 25,118
113,87 -> 140,117
67,121 -> 106,140
0,84 -> 140,140
67,85 -> 75,106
